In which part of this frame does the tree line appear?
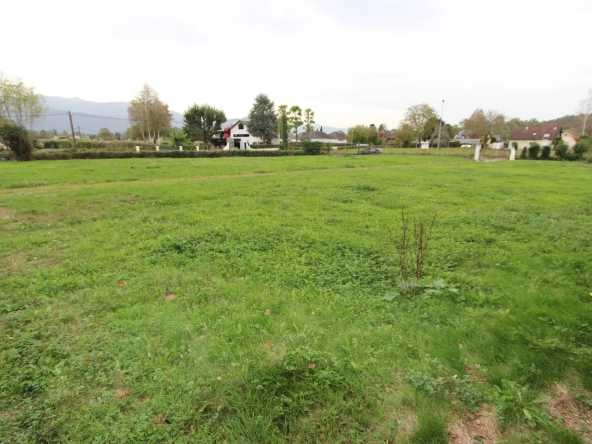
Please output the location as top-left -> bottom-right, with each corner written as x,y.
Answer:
1,72 -> 591,159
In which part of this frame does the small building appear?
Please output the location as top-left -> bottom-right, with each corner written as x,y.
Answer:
378,130 -> 395,142
508,124 -> 562,150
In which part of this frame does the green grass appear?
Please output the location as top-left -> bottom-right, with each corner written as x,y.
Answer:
1,156 -> 592,443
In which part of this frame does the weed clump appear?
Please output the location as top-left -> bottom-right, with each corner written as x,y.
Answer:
394,210 -> 436,294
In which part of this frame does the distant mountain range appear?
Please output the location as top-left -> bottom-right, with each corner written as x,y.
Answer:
35,96 -> 348,135
36,96 -> 184,134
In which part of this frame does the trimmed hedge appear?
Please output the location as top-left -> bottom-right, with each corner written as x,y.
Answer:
30,150 -> 307,161
302,140 -> 323,155
39,140 -> 204,150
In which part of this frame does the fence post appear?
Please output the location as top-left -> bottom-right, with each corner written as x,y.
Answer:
155,146 -> 159,151
509,146 -> 516,161
179,146 -> 183,151
474,144 -> 481,162
135,146 -> 140,152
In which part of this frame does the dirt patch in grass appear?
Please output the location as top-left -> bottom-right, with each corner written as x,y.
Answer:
1,252 -> 29,272
548,384 -> 592,442
0,208 -> 14,219
449,404 -> 501,444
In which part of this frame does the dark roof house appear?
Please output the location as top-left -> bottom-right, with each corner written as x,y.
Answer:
378,130 -> 395,140
298,131 -> 335,141
329,131 -> 347,141
508,124 -> 562,141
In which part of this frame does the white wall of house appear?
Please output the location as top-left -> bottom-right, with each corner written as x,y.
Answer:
509,139 -> 554,150
562,133 -> 578,148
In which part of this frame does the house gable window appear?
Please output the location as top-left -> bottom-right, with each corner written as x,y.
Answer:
238,123 -> 244,130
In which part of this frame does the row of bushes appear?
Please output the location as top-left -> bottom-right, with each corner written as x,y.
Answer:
519,136 -> 591,162
37,140 -> 204,150
6,149 -> 307,161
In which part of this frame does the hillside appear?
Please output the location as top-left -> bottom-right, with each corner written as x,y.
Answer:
541,114 -> 589,135
36,96 -> 184,134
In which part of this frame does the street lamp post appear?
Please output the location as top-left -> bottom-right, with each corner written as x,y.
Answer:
437,100 -> 445,155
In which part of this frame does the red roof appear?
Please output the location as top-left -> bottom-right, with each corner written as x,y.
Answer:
508,124 -> 562,141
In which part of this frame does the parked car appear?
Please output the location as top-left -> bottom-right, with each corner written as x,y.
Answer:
355,148 -> 382,155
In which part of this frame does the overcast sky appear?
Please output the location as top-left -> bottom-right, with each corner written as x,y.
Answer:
2,0 -> 591,128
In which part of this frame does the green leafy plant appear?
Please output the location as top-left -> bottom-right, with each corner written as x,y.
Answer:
169,128 -> 188,148
573,135 -> 591,160
528,142 -> 541,159
497,380 -> 551,428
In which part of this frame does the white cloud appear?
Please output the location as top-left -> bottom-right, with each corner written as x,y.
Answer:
2,0 -> 591,127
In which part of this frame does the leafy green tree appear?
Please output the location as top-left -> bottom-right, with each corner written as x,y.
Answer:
0,121 -> 33,161
573,134 -> 591,159
125,126 -> 140,140
98,128 -> 114,140
396,122 -> 416,147
128,84 -> 173,143
0,73 -> 47,130
402,104 -> 437,147
288,106 -> 303,144
247,93 -> 277,144
378,123 -> 387,131
183,104 -> 226,149
278,105 -> 289,149
170,128 -> 188,147
348,125 -> 367,145
368,124 -> 380,145
461,109 -> 505,142
304,108 -> 315,140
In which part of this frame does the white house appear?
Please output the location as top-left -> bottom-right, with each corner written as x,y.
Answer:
215,119 -> 279,149
562,132 -> 578,148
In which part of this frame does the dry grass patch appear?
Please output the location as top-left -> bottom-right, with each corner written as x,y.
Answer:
449,404 -> 501,444
548,384 -> 592,442
0,208 -> 14,219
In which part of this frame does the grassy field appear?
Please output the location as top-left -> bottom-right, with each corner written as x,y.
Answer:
1,156 -> 591,443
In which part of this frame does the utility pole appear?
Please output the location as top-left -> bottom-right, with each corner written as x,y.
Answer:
77,126 -> 82,140
437,100 -> 445,155
68,111 -> 77,151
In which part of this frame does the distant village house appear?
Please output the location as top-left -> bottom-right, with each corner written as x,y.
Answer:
508,124 -> 563,150
296,130 -> 347,144
212,119 -> 278,149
